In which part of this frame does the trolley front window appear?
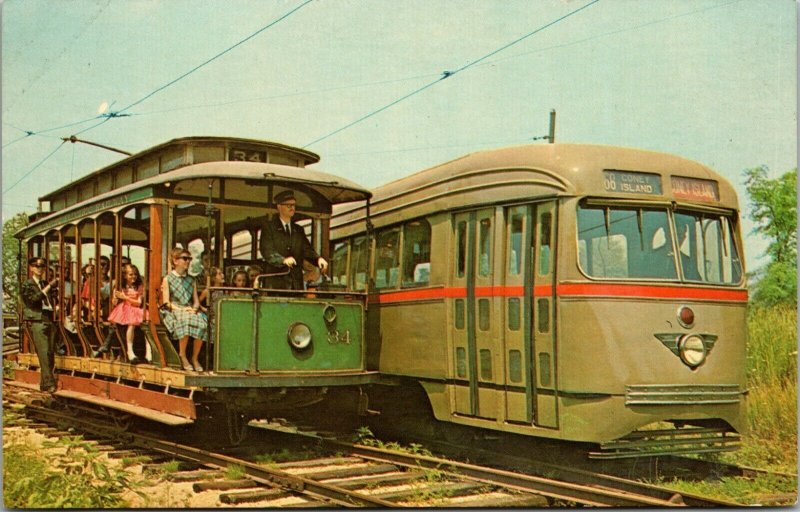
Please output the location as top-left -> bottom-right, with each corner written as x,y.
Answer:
578,205 -> 677,279
674,211 -> 742,284
577,203 -> 743,284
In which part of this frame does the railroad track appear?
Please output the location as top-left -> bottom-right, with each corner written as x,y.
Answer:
5,380 -> 791,507
249,419 -> 743,507
3,383 -> 539,507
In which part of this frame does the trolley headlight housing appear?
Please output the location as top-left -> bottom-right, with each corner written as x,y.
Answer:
678,334 -> 707,367
287,323 -> 312,350
322,304 -> 337,325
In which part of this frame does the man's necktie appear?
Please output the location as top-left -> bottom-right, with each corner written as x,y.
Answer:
284,224 -> 291,236
39,279 -> 53,310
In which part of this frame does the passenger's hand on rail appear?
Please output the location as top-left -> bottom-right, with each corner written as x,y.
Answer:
283,256 -> 297,268
317,257 -> 328,272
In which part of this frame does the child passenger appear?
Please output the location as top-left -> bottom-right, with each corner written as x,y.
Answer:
107,264 -> 150,364
232,270 -> 249,289
199,266 -> 225,312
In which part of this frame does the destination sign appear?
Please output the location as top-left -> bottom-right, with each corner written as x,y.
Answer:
671,176 -> 719,202
603,170 -> 663,195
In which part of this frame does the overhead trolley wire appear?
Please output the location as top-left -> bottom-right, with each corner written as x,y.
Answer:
2,141 -> 66,196
131,73 -> 442,116
2,0 -> 312,198
115,0 -> 313,114
304,0 -> 600,148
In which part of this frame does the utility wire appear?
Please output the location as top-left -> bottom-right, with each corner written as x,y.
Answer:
115,0 -> 313,114
2,133 -> 34,150
2,1 -> 311,196
484,0 -> 744,68
131,73 -> 441,116
3,1 -> 311,145
2,141 -> 66,196
304,0 -> 600,148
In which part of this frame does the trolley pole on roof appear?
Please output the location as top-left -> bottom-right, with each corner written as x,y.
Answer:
61,136 -> 133,156
548,109 -> 556,144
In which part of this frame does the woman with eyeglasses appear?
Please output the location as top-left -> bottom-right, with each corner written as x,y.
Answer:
20,257 -> 58,392
160,248 -> 207,371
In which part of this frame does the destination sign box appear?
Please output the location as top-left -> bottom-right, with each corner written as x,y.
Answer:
603,170 -> 663,195
229,148 -> 267,162
671,176 -> 719,202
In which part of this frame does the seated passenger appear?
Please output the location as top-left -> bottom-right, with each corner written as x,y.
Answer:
199,266 -> 225,313
160,248 -> 207,372
97,264 -> 149,364
231,270 -> 250,295
247,264 -> 263,287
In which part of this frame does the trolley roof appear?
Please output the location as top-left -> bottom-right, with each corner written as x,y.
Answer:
21,137 -> 370,238
39,136 -> 321,211
333,143 -> 739,233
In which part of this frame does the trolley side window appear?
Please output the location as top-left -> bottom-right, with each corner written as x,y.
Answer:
375,228 -> 400,289
674,211 -> 743,284
331,241 -> 349,288
401,219 -> 431,287
349,235 -> 368,291
577,205 -> 677,279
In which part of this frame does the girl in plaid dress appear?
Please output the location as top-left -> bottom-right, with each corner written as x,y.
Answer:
160,248 -> 207,372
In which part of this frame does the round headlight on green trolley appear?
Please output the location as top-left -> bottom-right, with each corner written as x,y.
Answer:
288,322 -> 312,350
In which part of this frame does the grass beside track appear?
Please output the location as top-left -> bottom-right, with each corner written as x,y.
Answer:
661,305 -> 798,505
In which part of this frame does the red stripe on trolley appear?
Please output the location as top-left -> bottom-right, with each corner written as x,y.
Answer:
557,283 -> 748,302
370,283 -> 746,304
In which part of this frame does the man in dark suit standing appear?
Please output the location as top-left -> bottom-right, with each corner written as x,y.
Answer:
260,190 -> 328,290
20,257 -> 58,392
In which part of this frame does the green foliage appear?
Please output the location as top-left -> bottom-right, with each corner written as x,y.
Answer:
738,380 -> 797,470
352,425 -> 376,445
2,212 -> 28,315
744,166 -> 797,307
749,260 -> 797,307
746,305 -> 797,387
3,435 -> 144,508
351,425 -> 434,457
3,359 -> 16,379
736,305 -> 798,471
224,464 -> 246,480
658,473 -> 797,506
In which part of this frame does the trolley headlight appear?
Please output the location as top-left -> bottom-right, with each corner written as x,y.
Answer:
678,334 -> 707,367
287,323 -> 312,350
322,304 -> 337,325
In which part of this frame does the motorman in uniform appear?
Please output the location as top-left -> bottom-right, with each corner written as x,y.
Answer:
259,190 -> 328,290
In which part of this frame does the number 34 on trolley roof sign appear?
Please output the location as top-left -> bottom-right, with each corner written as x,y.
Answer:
603,170 -> 663,195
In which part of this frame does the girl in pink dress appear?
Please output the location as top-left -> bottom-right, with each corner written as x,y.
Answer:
108,264 -> 149,363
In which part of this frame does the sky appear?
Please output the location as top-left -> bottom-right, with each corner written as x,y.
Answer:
1,0 -> 796,271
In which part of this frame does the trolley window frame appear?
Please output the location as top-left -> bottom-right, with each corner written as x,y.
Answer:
575,198 -> 745,286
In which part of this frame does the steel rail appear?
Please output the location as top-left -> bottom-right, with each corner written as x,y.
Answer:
130,435 -> 398,508
413,437 -> 744,507
315,437 -> 690,507
10,398 -> 396,508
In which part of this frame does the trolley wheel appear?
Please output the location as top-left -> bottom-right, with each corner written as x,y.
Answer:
110,410 -> 133,431
226,406 -> 249,446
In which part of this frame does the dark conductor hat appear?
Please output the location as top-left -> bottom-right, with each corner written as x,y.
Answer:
28,257 -> 45,266
274,190 -> 296,204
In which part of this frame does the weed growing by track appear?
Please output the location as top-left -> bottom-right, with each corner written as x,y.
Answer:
2,412 -> 144,508
663,305 -> 798,504
721,305 -> 798,472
